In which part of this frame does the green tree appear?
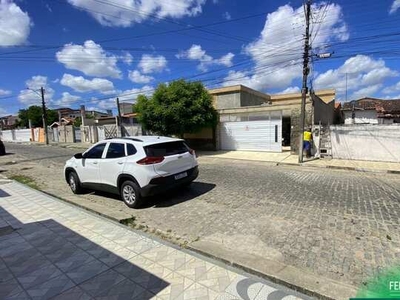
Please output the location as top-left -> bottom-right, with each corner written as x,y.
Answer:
17,106 -> 58,128
135,80 -> 218,137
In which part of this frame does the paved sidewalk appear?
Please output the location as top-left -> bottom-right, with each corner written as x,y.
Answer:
0,179 -> 310,300
199,151 -> 400,174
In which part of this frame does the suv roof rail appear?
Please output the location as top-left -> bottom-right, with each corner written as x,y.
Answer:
122,137 -> 143,142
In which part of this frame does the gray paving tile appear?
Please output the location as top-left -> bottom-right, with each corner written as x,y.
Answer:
51,286 -> 93,300
97,249 -> 131,268
0,265 -> 14,283
113,255 -> 171,282
125,239 -> 161,254
0,277 -> 25,299
78,269 -> 125,297
45,243 -> 80,263
17,263 -> 63,289
0,240 -> 33,257
54,249 -> 96,272
3,290 -> 31,300
26,273 -> 75,300
142,245 -> 193,272
4,248 -> 48,272
149,271 -> 193,300
66,259 -> 109,285
9,255 -> 51,277
223,275 -> 264,300
195,265 -> 239,293
94,278 -> 149,300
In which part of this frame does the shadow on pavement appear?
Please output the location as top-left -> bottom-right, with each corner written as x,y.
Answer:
0,206 -> 169,299
147,182 -> 216,208
90,181 -> 216,209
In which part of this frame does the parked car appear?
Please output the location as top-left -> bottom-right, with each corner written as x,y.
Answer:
0,139 -> 5,156
64,136 -> 198,208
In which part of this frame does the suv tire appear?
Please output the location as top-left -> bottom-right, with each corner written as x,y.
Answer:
121,180 -> 142,208
68,171 -> 83,194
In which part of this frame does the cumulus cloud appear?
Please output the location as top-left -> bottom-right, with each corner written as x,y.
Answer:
120,52 -> 133,65
128,70 -> 154,84
54,92 -> 81,106
277,86 -> 301,94
0,89 -> 11,96
67,0 -> 206,27
0,0 -> 32,46
56,40 -> 121,78
138,54 -> 168,74
60,74 -> 115,94
222,3 -> 348,91
383,81 -> 400,95
18,76 -> 55,105
314,55 -> 398,100
223,12 -> 231,20
177,44 -> 234,71
390,0 -> 400,14
88,85 -> 153,111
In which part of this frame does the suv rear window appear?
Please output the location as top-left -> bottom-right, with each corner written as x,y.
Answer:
145,141 -> 189,157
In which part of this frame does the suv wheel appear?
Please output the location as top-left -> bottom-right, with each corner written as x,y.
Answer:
121,180 -> 142,208
68,171 -> 83,194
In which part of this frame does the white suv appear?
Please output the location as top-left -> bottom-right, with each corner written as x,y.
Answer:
64,136 -> 198,208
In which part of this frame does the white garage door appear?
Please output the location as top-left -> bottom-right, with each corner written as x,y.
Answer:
220,120 -> 282,152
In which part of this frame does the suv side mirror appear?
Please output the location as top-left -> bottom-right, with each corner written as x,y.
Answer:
74,153 -> 84,159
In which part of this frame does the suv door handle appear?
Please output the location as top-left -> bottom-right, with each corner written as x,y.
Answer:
92,162 -> 98,165
117,162 -> 124,165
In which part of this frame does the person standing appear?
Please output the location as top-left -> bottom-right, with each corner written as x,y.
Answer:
303,127 -> 312,158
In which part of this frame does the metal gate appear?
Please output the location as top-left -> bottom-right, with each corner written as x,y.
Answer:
220,112 -> 282,152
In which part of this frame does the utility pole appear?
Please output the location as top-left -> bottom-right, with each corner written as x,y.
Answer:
40,87 -> 49,145
116,97 -> 123,137
298,0 -> 312,163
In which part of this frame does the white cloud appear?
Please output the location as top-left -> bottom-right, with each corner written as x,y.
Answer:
390,0 -> 400,14
177,44 -> 234,71
88,85 -> 153,112
351,85 -> 382,100
56,40 -> 121,78
314,55 -> 398,99
223,12 -> 231,20
67,0 -> 206,27
60,74 -> 115,94
18,76 -> 55,105
118,85 -> 153,102
222,3 -> 348,91
120,52 -> 133,65
0,89 -> 11,96
383,81 -> 400,95
277,86 -> 301,94
0,0 -> 32,46
138,54 -> 168,74
128,70 -> 154,84
54,92 -> 81,106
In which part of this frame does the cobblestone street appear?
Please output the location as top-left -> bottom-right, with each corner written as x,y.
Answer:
2,143 -> 400,297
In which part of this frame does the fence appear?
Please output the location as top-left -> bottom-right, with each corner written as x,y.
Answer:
330,124 -> 400,162
0,128 -> 32,142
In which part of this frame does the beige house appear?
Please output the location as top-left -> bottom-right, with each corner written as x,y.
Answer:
185,85 -> 336,153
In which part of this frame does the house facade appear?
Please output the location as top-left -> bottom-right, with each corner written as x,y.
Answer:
342,98 -> 400,125
185,85 -> 336,153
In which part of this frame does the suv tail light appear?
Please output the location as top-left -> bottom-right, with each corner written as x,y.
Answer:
137,156 -> 164,165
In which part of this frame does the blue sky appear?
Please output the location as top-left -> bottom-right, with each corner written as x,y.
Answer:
1,0 -> 400,116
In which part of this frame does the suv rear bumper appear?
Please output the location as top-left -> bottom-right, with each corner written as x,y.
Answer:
141,166 -> 199,197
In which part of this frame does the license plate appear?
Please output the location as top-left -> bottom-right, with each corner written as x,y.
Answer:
175,172 -> 187,180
